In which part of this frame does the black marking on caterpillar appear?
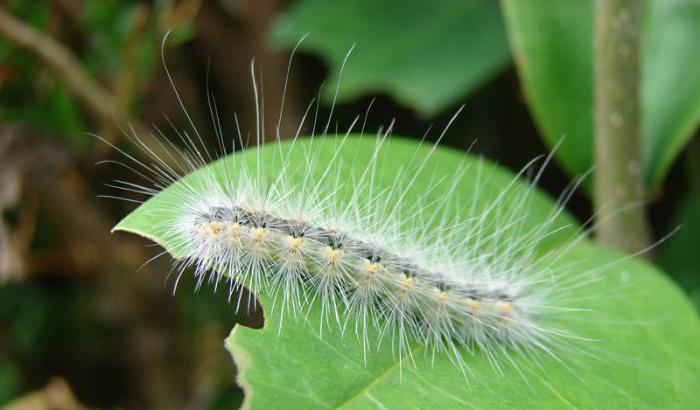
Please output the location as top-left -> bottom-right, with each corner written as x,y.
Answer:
196,206 -> 518,305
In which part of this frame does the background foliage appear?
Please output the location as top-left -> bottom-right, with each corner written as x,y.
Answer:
0,0 -> 699,408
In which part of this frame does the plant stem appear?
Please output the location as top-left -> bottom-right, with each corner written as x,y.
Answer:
0,7 -> 118,123
594,0 -> 651,253
0,7 -> 179,164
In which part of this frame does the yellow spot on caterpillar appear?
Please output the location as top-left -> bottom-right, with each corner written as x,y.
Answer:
366,262 -> 380,276
435,290 -> 449,305
288,236 -> 303,250
227,223 -> 244,247
467,299 -> 481,314
229,222 -> 242,237
327,248 -> 343,264
498,301 -> 513,314
252,227 -> 265,242
400,275 -> 414,290
209,222 -> 222,235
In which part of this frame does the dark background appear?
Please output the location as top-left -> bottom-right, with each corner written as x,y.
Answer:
0,0 -> 697,408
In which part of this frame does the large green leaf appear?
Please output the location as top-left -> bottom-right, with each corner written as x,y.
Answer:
643,0 -> 700,186
115,137 -> 700,408
270,0 -> 510,116
502,0 -> 700,189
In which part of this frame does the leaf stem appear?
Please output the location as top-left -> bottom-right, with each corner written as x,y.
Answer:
593,0 -> 651,253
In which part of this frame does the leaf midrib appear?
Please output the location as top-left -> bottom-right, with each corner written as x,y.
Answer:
334,343 -> 425,409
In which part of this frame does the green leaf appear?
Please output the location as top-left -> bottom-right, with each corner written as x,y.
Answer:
115,137 -> 700,408
500,0 -> 593,187
501,0 -> 700,189
643,0 -> 700,186
270,0 -> 511,116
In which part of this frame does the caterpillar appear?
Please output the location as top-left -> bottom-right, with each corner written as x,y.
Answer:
103,39 -> 596,378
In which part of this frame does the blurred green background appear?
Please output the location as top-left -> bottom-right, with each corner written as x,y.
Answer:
0,0 -> 698,408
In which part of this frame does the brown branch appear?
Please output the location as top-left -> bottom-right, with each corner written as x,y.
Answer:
593,0 -> 651,253
0,7 -> 120,123
0,7 -> 179,164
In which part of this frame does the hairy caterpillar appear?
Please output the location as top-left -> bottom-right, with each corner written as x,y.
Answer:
103,39 -> 599,380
